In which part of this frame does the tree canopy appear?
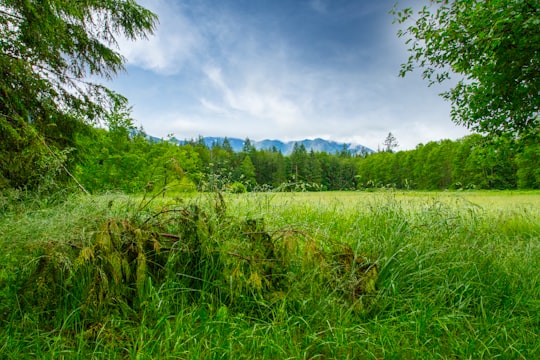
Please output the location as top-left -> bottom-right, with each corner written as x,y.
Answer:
0,0 -> 157,189
392,0 -> 540,137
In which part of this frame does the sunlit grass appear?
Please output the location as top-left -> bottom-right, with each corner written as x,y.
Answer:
1,190 -> 539,358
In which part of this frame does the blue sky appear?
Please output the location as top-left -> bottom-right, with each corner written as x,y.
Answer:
110,0 -> 470,150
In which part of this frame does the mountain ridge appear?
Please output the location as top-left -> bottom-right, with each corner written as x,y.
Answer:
172,136 -> 374,155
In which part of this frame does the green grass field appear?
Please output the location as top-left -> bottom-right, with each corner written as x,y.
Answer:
1,190 -> 539,359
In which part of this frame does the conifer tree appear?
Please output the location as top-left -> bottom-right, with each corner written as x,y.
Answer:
0,0 -> 157,189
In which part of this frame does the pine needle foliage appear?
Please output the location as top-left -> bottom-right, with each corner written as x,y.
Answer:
0,0 -> 157,189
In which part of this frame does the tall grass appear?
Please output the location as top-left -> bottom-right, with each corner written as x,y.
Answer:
0,190 -> 539,359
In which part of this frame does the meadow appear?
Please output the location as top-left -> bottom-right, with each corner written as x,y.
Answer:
0,190 -> 539,359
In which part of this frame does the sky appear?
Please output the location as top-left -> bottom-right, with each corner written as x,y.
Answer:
109,0 -> 471,151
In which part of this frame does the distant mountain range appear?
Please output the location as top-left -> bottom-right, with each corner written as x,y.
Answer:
143,132 -> 373,155
167,136 -> 373,156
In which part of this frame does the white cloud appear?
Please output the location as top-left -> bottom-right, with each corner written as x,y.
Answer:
199,98 -> 231,116
202,60 -> 305,125
196,45 -> 460,150
111,1 -> 472,151
116,0 -> 203,75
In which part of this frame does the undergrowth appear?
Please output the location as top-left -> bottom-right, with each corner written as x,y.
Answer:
0,191 -> 539,359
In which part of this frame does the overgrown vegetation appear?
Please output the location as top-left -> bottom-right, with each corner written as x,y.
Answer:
1,191 -> 538,358
1,1 -> 539,357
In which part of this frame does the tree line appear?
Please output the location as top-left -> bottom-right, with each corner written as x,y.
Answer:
71,123 -> 540,194
358,133 -> 539,190
73,124 -> 359,194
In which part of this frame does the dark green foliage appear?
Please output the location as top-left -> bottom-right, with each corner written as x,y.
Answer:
0,0 -> 157,190
516,131 -> 540,188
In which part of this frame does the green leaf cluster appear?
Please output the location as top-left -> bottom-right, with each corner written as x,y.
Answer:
393,0 -> 540,136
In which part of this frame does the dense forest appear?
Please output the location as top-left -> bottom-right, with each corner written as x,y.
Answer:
67,122 -> 540,194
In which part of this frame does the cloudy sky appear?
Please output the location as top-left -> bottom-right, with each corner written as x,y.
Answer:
109,0 -> 470,150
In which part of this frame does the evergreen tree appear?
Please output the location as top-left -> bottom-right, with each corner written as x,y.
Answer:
289,143 -> 308,182
0,0 -> 157,189
383,132 -> 399,153
243,138 -> 256,154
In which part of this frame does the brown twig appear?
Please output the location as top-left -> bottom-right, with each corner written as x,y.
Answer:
159,233 -> 181,240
